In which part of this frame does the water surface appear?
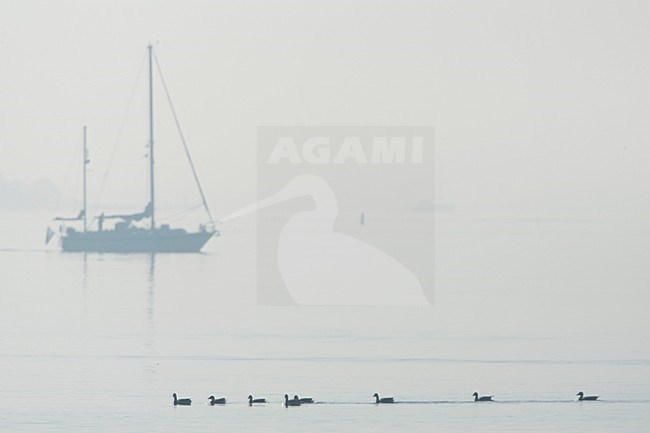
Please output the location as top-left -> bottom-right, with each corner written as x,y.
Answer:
1,213 -> 649,432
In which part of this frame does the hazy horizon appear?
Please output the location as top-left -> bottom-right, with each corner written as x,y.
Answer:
2,0 -> 650,221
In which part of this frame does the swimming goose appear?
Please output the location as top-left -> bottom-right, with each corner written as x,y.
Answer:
172,393 -> 191,406
576,392 -> 598,401
284,394 -> 301,407
473,392 -> 493,401
208,395 -> 227,405
373,393 -> 395,404
248,395 -> 266,405
293,395 -> 314,404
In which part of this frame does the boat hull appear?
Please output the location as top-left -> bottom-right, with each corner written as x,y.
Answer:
61,228 -> 216,253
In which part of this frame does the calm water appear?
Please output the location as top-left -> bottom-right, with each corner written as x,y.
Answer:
1,212 -> 649,432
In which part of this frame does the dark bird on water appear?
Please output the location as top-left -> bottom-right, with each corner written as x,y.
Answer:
473,392 -> 493,402
576,391 -> 599,401
373,393 -> 395,404
293,395 -> 314,404
208,396 -> 227,405
284,394 -> 301,407
172,393 -> 191,406
248,395 -> 266,405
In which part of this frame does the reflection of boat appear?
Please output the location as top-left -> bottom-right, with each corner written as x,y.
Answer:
49,45 -> 217,252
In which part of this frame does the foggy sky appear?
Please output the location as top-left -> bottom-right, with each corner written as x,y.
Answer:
1,0 -> 649,219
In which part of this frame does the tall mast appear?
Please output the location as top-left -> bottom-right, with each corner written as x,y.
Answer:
83,126 -> 88,232
148,44 -> 156,230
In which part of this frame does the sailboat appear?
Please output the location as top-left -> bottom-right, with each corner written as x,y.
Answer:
49,45 -> 217,252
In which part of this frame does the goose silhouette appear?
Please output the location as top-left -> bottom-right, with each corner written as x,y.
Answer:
248,395 -> 266,405
208,396 -> 227,405
220,175 -> 428,306
373,393 -> 395,404
473,392 -> 493,402
284,394 -> 301,407
172,393 -> 191,406
293,395 -> 314,404
576,391 -> 598,401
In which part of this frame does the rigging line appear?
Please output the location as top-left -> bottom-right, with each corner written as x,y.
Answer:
161,203 -> 202,221
153,52 -> 215,227
159,203 -> 204,224
92,52 -> 147,220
